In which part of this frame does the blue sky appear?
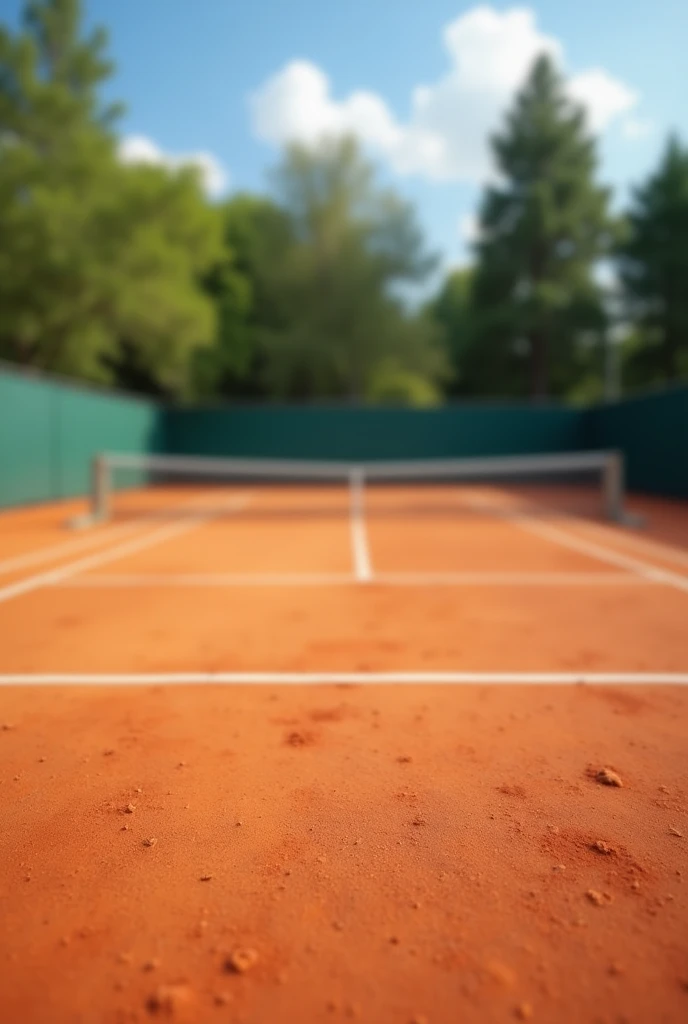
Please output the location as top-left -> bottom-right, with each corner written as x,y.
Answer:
4,0 -> 687,272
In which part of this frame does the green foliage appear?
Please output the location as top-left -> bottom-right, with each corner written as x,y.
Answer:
466,55 -> 611,399
366,358 -> 441,406
617,135 -> 688,383
255,137 -> 444,400
0,0 -> 222,396
428,267 -> 476,394
101,164 -> 224,395
3,5 -> 684,407
191,194 -> 295,397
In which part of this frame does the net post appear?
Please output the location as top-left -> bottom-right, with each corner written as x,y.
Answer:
603,452 -> 624,523
93,454 -> 109,523
349,465 -> 365,523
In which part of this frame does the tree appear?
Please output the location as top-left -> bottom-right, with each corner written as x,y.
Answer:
0,0 -> 221,395
428,267 -> 478,395
258,136 -> 444,402
102,163 -> 224,395
618,135 -> 688,383
469,55 -> 611,399
192,193 -> 295,398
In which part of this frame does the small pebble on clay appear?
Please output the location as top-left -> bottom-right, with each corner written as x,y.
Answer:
146,984 -> 192,1014
225,947 -> 259,974
591,840 -> 615,855
515,1003 -> 533,1020
586,889 -> 613,906
595,768 -> 623,787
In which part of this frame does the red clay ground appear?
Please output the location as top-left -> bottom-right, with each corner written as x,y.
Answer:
0,484 -> 687,1022
0,684 -> 687,1024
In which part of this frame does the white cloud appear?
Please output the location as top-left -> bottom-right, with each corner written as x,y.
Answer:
249,62 -> 403,153
118,134 -> 228,197
459,213 -> 481,244
249,5 -> 642,183
621,116 -> 653,140
567,69 -> 637,132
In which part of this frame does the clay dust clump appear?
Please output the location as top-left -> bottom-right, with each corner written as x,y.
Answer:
146,983 -> 193,1016
591,840 -> 615,855
586,889 -> 613,906
224,948 -> 259,974
514,1003 -> 533,1020
498,784 -> 527,799
285,730 -> 315,747
592,767 -> 623,788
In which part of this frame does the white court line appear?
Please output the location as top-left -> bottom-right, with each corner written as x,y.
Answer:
349,470 -> 372,582
373,571 -> 645,587
0,672 -> 686,685
57,572 -> 356,587
54,570 -> 651,588
509,517 -> 688,595
0,495 -> 250,606
0,489 -> 253,577
456,487 -> 688,593
0,518 -> 152,577
572,518 -> 688,570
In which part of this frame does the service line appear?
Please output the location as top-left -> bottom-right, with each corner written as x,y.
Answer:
0,495 -> 251,605
0,672 -> 687,685
53,570 -> 650,588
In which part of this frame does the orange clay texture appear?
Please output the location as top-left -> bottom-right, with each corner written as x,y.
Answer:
0,487 -> 687,1021
0,683 -> 687,1023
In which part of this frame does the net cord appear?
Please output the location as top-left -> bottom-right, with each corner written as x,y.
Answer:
88,450 -> 627,525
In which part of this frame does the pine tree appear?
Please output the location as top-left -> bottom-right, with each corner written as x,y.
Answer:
471,55 -> 611,399
618,135 -> 688,382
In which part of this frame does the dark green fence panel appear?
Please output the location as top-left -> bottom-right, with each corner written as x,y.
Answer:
165,404 -> 585,461
0,370 -> 56,506
584,386 -> 688,499
0,365 -> 163,509
3,361 -> 687,508
54,386 -> 163,498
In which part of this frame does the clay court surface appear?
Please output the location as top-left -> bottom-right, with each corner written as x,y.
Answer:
1,483 -> 687,1022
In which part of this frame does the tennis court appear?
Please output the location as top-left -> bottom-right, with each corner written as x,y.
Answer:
1,456 -> 687,1022
1,457 -> 688,678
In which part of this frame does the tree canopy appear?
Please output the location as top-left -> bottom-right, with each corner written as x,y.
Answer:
462,55 -> 611,399
617,135 -> 688,384
255,137 -> 443,401
0,0 -> 222,394
1,2 -> 686,403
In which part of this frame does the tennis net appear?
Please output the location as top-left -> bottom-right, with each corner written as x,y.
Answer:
74,449 -> 628,527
